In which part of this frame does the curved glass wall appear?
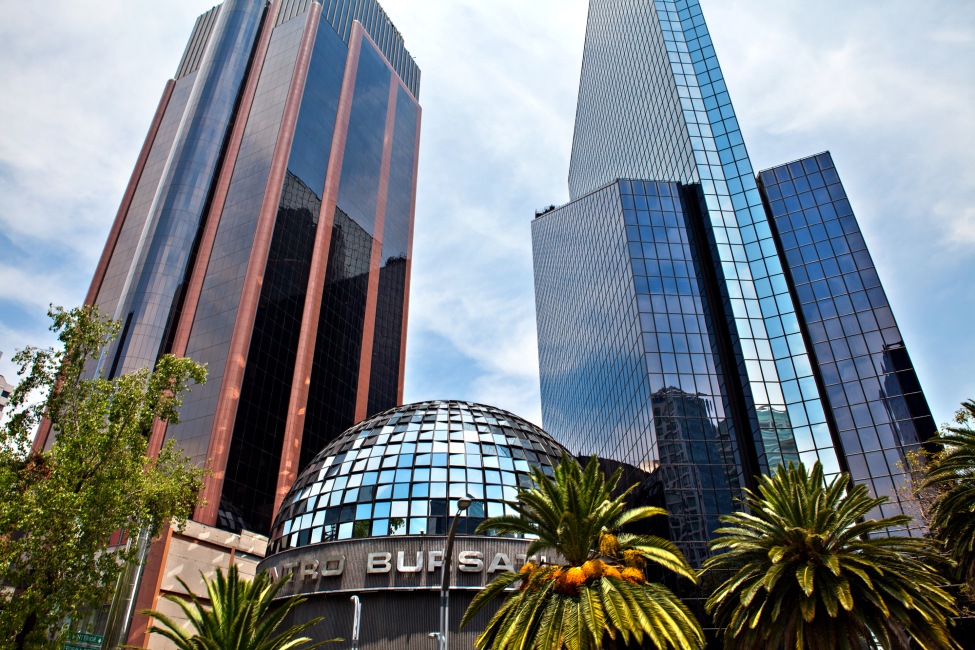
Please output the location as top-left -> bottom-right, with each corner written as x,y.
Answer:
268,401 -> 572,554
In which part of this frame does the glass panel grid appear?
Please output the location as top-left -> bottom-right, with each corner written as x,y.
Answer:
268,401 -> 571,554
563,0 -> 840,481
759,152 -> 937,534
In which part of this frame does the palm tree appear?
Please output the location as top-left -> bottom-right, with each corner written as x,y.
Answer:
460,453 -> 704,650
703,461 -> 957,650
925,399 -> 975,588
137,564 -> 339,650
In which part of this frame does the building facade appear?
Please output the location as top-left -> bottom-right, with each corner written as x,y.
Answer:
258,400 -> 573,650
32,0 -> 421,645
533,0 -> 935,572
758,153 -> 935,521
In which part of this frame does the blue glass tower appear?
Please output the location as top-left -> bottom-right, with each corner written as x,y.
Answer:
759,153 -> 936,523
533,0 -> 935,566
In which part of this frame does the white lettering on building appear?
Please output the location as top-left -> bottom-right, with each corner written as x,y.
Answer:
397,550 -> 423,572
272,548 -> 550,579
458,551 -> 483,572
367,552 -> 391,573
487,552 -> 514,573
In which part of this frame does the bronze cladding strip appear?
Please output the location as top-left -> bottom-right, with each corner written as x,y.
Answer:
31,81 -> 178,455
32,418 -> 53,454
272,20 -> 365,516
85,80 -> 175,308
146,0 -> 286,459
124,524 -> 173,649
128,8 -> 287,645
195,3 -> 323,526
354,66 -> 397,422
397,105 -> 422,404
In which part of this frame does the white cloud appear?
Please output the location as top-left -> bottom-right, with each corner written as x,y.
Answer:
704,0 -> 975,424
1,0 -> 972,432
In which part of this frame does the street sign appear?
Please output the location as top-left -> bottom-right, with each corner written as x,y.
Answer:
63,633 -> 103,650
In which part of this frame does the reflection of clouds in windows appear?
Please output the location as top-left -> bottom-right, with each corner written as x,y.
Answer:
760,152 -> 936,530
268,400 -> 571,554
564,0 -> 841,483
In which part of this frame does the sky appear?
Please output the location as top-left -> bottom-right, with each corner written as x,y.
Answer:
0,0 -> 972,430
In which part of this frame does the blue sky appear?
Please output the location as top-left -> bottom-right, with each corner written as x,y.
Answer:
0,0 -> 972,429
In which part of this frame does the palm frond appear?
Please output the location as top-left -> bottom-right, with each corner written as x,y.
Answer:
703,461 -> 959,650
463,455 -> 705,650
140,567 -> 341,650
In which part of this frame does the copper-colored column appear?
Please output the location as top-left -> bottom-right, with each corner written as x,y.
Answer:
127,2 -> 289,644
398,107 -> 422,405
354,70 -> 399,422
195,3 -> 323,526
272,21 -> 366,516
124,524 -> 173,648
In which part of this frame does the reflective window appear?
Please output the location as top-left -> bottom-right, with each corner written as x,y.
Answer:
268,401 -> 571,554
760,152 -> 937,532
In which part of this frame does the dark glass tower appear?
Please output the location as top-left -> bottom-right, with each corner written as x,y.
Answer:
533,0 -> 934,568
35,0 -> 422,538
759,153 -> 936,519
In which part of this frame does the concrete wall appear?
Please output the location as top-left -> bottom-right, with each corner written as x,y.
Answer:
144,522 -> 267,650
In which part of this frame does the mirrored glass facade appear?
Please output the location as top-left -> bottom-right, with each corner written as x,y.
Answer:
268,401 -> 571,554
535,0 -> 936,561
534,180 -> 743,566
759,152 -> 936,530
564,0 -> 840,481
70,1 -> 422,538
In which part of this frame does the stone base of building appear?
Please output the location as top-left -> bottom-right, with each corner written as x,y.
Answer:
129,521 -> 268,649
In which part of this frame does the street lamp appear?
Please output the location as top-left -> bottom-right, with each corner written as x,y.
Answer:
435,494 -> 473,650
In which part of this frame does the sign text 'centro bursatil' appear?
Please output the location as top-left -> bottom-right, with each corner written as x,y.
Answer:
271,549 -> 549,582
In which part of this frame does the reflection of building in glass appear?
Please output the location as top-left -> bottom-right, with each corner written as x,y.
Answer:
31,1 -> 422,644
758,153 -> 936,527
649,386 -> 736,568
533,0 -> 937,569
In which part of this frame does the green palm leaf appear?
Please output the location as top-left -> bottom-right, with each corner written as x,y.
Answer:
704,461 -> 958,650
925,400 -> 975,588
134,565 -> 341,650
465,454 -> 704,650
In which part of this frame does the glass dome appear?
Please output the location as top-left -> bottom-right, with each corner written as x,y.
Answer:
268,401 -> 572,555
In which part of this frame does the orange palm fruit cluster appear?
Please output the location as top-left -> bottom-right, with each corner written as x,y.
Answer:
623,549 -> 646,570
581,559 -> 605,580
555,566 -> 586,595
518,561 -> 537,591
599,532 -> 621,558
621,567 -> 646,584
601,564 -> 622,580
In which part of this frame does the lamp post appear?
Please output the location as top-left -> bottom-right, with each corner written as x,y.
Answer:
350,595 -> 361,650
435,494 -> 472,650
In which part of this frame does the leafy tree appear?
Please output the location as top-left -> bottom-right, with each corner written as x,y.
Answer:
460,454 -> 704,650
703,461 -> 957,650
925,400 -> 975,590
0,305 -> 208,649
138,565 -> 338,650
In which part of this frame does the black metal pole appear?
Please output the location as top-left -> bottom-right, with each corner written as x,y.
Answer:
439,511 -> 463,650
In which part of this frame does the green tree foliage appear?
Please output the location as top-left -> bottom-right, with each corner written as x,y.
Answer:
461,454 -> 704,650
139,565 -> 338,650
925,400 -> 975,589
704,461 -> 957,650
0,305 -> 208,649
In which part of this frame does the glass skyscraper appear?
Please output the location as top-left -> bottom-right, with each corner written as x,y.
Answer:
32,1 -> 421,643
533,0 -> 934,567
